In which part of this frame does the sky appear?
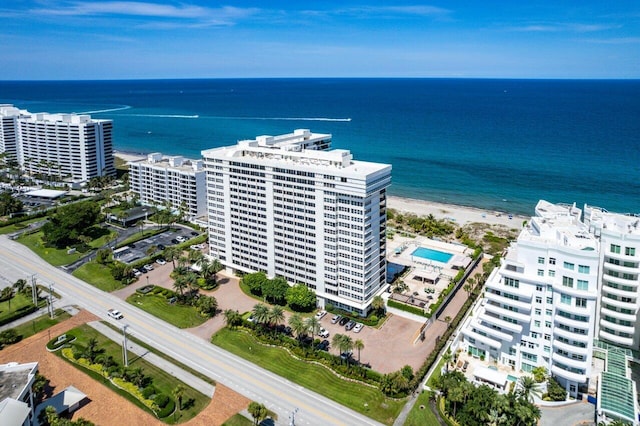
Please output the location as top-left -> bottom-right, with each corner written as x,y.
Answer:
1,1 -> 639,80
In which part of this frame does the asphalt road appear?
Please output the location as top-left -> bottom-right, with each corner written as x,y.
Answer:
0,235 -> 384,426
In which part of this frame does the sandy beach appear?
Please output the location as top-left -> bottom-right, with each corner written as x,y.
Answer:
114,151 -> 528,228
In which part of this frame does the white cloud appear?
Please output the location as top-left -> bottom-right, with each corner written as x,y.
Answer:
507,22 -> 621,33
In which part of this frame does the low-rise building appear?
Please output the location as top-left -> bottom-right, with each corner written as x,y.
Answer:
0,361 -> 39,426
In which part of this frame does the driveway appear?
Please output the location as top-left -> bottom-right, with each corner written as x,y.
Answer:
539,401 -> 595,426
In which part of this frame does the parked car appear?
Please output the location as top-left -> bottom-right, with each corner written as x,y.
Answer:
176,236 -> 186,242
107,309 -> 123,320
191,231 -> 199,236
171,239 -> 179,244
353,323 -> 364,333
340,351 -> 353,360
318,339 -> 330,351
157,244 -> 166,250
155,258 -> 166,265
331,314 -> 342,324
345,320 -> 356,331
319,328 -> 330,338
132,268 -> 142,276
339,317 -> 350,326
247,315 -> 255,323
190,244 -> 202,250
315,310 -> 327,320
143,264 -> 154,271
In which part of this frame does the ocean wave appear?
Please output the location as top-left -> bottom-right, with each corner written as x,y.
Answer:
78,105 -> 131,114
212,116 -> 352,122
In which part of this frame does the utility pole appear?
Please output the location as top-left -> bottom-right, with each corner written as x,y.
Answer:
122,325 -> 129,367
30,274 -> 37,306
48,283 -> 54,319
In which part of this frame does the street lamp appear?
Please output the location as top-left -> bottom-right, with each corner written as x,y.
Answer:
48,283 -> 54,319
122,325 -> 129,367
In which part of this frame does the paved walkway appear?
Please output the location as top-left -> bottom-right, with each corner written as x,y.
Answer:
0,298 -> 79,332
88,321 -> 215,397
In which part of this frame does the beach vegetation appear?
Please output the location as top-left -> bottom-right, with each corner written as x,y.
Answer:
387,210 -> 455,238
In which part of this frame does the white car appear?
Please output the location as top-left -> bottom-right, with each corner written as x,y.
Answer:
155,258 -> 166,265
353,323 -> 364,333
176,236 -> 186,242
315,310 -> 327,320
143,264 -> 154,271
108,309 -> 123,320
132,268 -> 142,276
319,328 -> 330,338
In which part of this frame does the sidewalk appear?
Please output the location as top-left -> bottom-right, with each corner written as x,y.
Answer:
88,321 -> 215,397
0,300 -> 79,332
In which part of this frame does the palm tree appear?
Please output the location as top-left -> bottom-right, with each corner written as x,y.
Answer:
184,272 -> 199,298
173,275 -> 188,296
332,334 -> 345,358
371,295 -> 385,315
305,316 -> 320,348
340,335 -> 354,363
163,246 -> 181,269
288,313 -> 307,342
442,348 -> 453,373
177,255 -> 189,269
252,303 -> 270,326
517,376 -> 540,403
1,287 -> 15,312
188,249 -> 204,267
354,339 -> 364,363
247,401 -> 267,425
268,306 -> 285,331
173,384 -> 185,411
223,309 -> 242,328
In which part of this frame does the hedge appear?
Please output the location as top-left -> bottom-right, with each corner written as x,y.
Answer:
387,299 -> 428,317
0,305 -> 38,326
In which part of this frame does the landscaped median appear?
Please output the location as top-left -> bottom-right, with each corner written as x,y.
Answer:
211,327 -> 405,425
52,324 -> 209,424
126,286 -> 210,329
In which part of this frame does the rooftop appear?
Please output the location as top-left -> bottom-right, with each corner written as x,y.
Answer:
0,362 -> 38,401
583,204 -> 640,237
129,153 -> 203,173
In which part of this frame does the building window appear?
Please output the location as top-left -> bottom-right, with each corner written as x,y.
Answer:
574,298 -> 586,308
538,257 -> 545,264
549,257 -> 556,265
536,285 -> 543,291
534,320 -> 541,327
545,321 -> 551,328
544,334 -> 551,340
535,308 -> 541,315
562,276 -> 574,288
545,309 -> 552,316
546,297 -> 553,304
548,270 -> 555,277
561,294 -> 571,305
535,296 -> 542,304
611,244 -> 621,254
577,280 -> 589,291
537,269 -> 544,276
504,277 -> 519,288
563,262 -> 575,270
625,247 -> 636,256
544,345 -> 551,353
578,265 -> 590,274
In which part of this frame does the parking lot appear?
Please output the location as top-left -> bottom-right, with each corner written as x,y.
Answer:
114,225 -> 204,265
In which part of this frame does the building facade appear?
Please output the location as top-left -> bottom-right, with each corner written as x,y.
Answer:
583,205 -> 640,350
0,104 -> 115,183
202,129 -> 391,315
128,153 -> 206,220
462,201 -> 600,397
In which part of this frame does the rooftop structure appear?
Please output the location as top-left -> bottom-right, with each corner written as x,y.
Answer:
128,153 -> 206,220
202,129 -> 391,315
0,362 -> 38,426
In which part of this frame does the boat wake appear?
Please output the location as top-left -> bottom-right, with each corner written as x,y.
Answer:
214,116 -> 352,122
114,113 -> 200,119
78,105 -> 131,114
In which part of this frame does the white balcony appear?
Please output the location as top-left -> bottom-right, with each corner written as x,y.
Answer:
603,273 -> 638,287
554,315 -> 591,329
599,318 -> 635,335
601,295 -> 637,311
461,328 -> 502,349
485,280 -> 534,298
550,364 -> 588,384
600,306 -> 636,322
602,283 -> 639,298
484,303 -> 530,323
471,322 -> 514,342
553,327 -> 590,344
479,312 -> 523,333
553,340 -> 589,357
604,262 -> 639,275
485,292 -> 532,312
598,329 -> 634,347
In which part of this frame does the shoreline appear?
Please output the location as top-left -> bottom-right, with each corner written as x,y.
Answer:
114,151 -> 529,228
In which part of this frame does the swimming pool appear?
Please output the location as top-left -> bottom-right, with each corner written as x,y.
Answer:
411,247 -> 453,263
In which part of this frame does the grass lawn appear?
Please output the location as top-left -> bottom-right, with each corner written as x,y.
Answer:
0,217 -> 46,235
73,262 -> 126,292
211,328 -> 405,425
18,231 -> 85,266
0,292 -> 45,324
59,324 -> 209,424
126,292 -> 207,329
404,390 -> 439,426
5,309 -> 71,341
222,414 -> 253,426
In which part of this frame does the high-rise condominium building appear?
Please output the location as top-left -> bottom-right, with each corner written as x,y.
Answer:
462,200 -> 600,397
583,205 -> 640,350
0,104 -> 115,182
128,153 -> 206,220
202,129 -> 391,315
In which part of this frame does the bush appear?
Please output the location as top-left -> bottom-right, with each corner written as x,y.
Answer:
387,299 -> 428,317
142,385 -> 156,399
156,396 -> 175,418
154,393 -> 169,408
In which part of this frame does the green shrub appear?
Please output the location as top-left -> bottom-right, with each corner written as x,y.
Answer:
387,299 -> 428,317
156,397 -> 175,418
154,393 -> 169,408
142,385 -> 156,399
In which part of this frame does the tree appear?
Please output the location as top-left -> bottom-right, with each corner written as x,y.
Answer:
196,295 -> 218,317
517,375 -> 540,403
305,316 -> 320,348
285,283 -> 317,312
288,313 -> 307,341
188,249 -> 204,267
354,339 -> 365,363
252,303 -> 270,326
268,305 -> 285,330
42,201 -> 101,248
248,401 -> 267,425
1,286 -> 15,311
163,246 -> 181,269
173,275 -> 188,296
96,248 -> 110,264
223,309 -> 243,328
135,219 -> 145,235
262,276 -> 289,304
243,272 -> 268,296
531,366 -> 547,383
371,295 -> 385,316
84,337 -> 101,363
0,190 -> 23,216
442,348 -> 453,373
173,384 -> 185,411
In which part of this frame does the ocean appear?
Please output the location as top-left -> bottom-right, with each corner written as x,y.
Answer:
1,78 -> 639,216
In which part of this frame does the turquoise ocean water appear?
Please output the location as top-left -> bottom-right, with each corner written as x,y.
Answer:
1,78 -> 639,215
